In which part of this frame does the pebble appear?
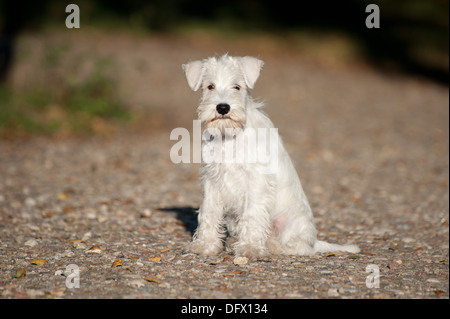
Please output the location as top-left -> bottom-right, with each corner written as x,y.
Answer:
61,250 -> 75,258
73,242 -> 87,249
98,215 -> 108,223
233,257 -> 249,265
54,270 -> 65,277
141,209 -> 152,217
82,232 -> 92,241
320,270 -> 334,274
316,283 -> 330,292
25,197 -> 36,207
86,209 -> 97,219
24,239 -> 38,247
128,279 -> 146,288
426,278 -> 440,283
26,289 -> 45,298
327,288 -> 340,297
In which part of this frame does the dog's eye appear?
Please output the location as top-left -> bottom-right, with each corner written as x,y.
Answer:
207,84 -> 215,90
233,85 -> 241,91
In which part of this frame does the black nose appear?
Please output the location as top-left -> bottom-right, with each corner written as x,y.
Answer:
216,103 -> 230,115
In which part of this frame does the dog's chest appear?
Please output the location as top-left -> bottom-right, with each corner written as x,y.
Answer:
204,161 -> 248,195
201,134 -> 272,210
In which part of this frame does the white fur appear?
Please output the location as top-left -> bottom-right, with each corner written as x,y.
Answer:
182,54 -> 359,258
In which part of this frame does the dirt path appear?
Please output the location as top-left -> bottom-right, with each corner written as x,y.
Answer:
0,31 -> 448,299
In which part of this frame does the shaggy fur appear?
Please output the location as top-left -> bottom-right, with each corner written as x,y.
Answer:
182,54 -> 359,258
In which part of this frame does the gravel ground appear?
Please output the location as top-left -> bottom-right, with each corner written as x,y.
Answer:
0,31 -> 448,299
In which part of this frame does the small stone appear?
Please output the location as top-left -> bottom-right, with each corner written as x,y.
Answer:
98,215 -> 108,223
62,249 -> 75,258
426,278 -> 440,283
327,288 -> 339,297
129,279 -> 146,288
316,283 -> 330,292
54,270 -> 65,276
320,270 -> 334,274
100,204 -> 108,214
73,241 -> 87,249
82,232 -> 92,241
24,239 -> 38,247
86,209 -> 97,219
26,289 -> 45,298
25,197 -> 36,207
141,209 -> 152,217
233,257 -> 248,265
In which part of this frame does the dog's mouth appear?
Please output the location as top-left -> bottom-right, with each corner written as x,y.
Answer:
206,115 -> 244,132
211,115 -> 231,122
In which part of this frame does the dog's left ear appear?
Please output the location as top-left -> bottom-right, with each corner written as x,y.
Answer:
182,60 -> 204,91
236,56 -> 264,89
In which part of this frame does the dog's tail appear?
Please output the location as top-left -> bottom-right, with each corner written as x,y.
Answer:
313,240 -> 360,254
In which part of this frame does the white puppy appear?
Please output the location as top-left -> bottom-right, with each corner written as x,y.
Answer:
183,54 -> 359,258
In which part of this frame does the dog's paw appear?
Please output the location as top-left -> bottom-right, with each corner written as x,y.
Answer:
233,242 -> 268,260
187,239 -> 223,256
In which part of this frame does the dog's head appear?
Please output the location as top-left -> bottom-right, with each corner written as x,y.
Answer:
183,54 -> 263,133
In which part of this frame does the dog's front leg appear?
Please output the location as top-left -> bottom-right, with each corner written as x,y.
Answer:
188,180 -> 225,255
233,176 -> 273,259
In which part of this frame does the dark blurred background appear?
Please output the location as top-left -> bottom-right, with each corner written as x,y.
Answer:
0,0 -> 448,137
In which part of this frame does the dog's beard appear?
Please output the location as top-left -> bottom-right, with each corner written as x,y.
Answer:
208,116 -> 243,132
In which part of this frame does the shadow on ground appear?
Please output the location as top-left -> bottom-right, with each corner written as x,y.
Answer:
158,206 -> 199,235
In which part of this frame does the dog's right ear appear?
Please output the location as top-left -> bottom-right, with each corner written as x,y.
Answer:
182,60 -> 204,91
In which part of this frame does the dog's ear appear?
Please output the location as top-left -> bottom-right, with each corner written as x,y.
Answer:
236,56 -> 264,89
182,60 -> 204,91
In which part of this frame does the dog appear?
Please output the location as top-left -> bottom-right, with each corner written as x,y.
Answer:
182,54 -> 359,258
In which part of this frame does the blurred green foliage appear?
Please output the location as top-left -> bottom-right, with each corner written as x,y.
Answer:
65,60 -> 129,121
0,60 -> 129,137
